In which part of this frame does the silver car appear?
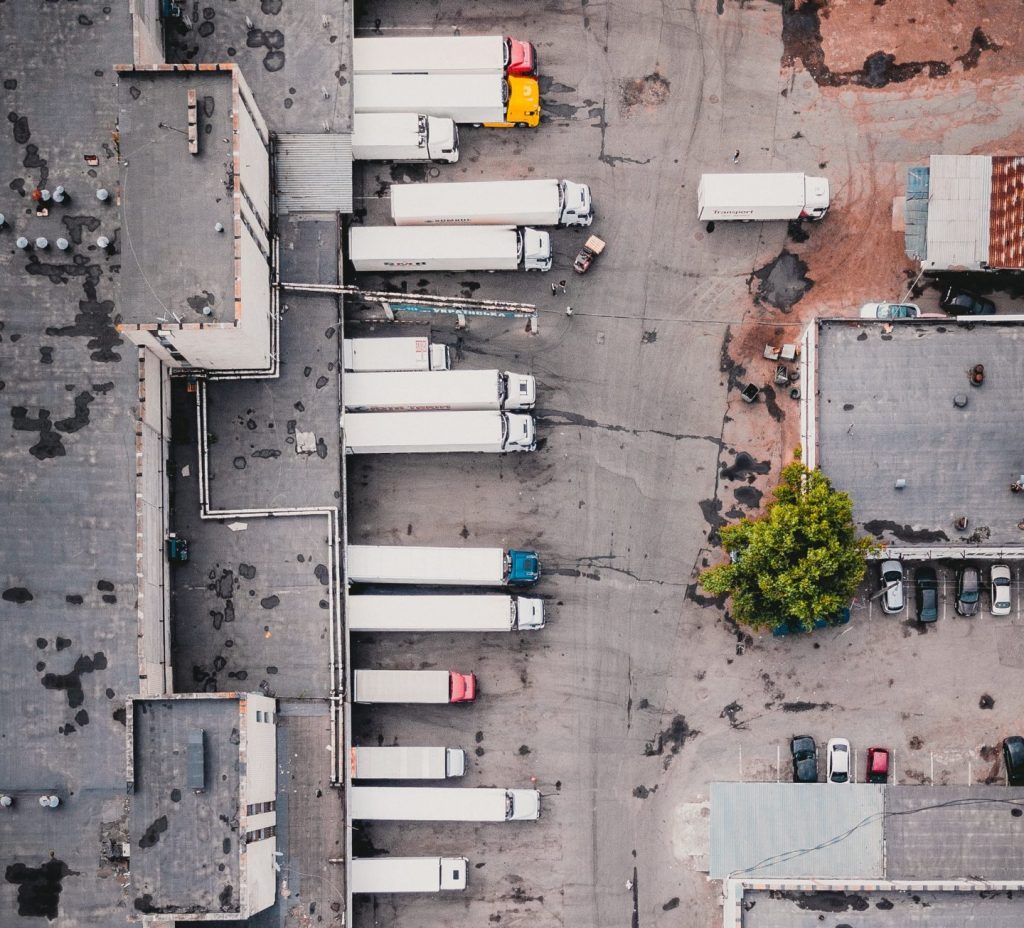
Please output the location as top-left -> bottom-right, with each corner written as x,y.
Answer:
880,560 -> 905,614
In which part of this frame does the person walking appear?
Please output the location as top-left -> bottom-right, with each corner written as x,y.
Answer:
565,306 -> 573,317
732,149 -> 740,164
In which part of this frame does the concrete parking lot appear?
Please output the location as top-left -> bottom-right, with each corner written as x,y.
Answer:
344,2 -> 1024,927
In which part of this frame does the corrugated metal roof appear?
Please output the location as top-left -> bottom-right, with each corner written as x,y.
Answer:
275,133 -> 352,214
988,155 -> 1024,269
904,166 -> 929,260
923,154 -> 991,271
709,782 -> 884,880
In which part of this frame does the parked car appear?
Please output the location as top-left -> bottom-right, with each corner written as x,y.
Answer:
991,564 -> 1012,617
827,738 -> 851,783
879,560 -> 904,614
940,286 -> 996,316
772,608 -> 851,637
1004,736 -> 1024,786
859,302 -> 920,320
915,567 -> 939,623
866,746 -> 889,784
790,735 -> 818,783
956,566 -> 981,617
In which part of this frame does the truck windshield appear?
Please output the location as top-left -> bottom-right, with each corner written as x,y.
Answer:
500,414 -> 509,444
505,792 -> 513,818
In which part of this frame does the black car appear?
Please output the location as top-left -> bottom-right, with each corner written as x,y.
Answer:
791,735 -> 817,783
940,286 -> 996,316
1004,736 -> 1024,786
915,567 -> 939,623
956,566 -> 981,617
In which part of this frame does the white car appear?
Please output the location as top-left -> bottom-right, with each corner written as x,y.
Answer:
991,564 -> 1012,616
859,302 -> 921,320
879,560 -> 904,614
826,738 -> 851,784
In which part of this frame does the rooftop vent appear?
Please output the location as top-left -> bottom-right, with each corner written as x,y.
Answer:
187,728 -> 206,792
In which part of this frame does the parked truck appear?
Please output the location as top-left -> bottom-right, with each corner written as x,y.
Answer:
348,225 -> 551,273
352,113 -> 459,164
344,410 -> 536,454
346,545 -> 541,587
390,179 -> 593,228
343,337 -> 450,373
353,73 -> 540,128
350,746 -> 467,780
343,370 -> 536,413
347,593 -> 545,632
351,857 -> 469,894
352,669 -> 476,704
353,35 -> 537,76
350,786 -> 542,821
697,173 -> 831,222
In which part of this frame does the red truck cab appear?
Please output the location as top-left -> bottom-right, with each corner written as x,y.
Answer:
506,37 -> 538,76
450,671 -> 477,703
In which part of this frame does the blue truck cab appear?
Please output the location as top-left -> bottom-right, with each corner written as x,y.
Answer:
507,549 -> 540,585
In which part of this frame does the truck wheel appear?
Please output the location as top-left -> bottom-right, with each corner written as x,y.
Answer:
516,122 -> 529,128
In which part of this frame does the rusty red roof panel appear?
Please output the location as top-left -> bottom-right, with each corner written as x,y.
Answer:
989,156 -> 1024,269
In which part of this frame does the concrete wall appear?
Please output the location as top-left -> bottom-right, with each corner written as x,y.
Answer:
136,349 -> 172,695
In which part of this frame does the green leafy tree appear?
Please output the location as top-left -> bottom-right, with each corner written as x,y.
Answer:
700,455 -> 876,632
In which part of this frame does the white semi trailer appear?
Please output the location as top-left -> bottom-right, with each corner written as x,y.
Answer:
351,857 -> 469,894
346,545 -> 541,587
342,337 -> 451,373
352,669 -> 476,704
350,786 -> 542,821
352,35 -> 537,77
343,410 -> 536,454
352,113 -> 459,164
342,370 -> 536,412
697,173 -> 830,221
347,593 -> 545,631
348,225 -> 551,273
390,178 -> 593,227
350,746 -> 467,780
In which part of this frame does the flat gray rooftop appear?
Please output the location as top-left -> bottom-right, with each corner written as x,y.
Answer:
130,697 -> 241,916
118,68 -> 236,324
164,1 -> 353,133
0,3 -> 140,925
743,888 -> 1024,928
816,321 -> 1024,548
885,786 -> 1024,879
710,783 -> 885,880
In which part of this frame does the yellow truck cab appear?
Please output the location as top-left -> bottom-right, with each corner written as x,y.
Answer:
486,76 -> 540,128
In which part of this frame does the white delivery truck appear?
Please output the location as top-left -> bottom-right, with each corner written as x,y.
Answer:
346,545 -> 541,587
350,746 -> 467,780
351,857 -> 469,894
350,786 -> 542,821
349,225 -> 551,273
352,113 -> 459,164
343,410 -> 536,454
352,35 -> 537,77
390,179 -> 593,228
347,593 -> 545,631
352,669 -> 476,704
353,73 -> 539,127
343,337 -> 450,373
343,370 -> 536,413
697,173 -> 830,221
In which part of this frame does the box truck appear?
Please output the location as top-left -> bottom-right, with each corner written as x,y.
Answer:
346,545 -> 541,587
343,337 -> 450,373
347,593 -> 545,631
697,173 -> 830,221
353,73 -> 540,128
343,370 -> 536,413
350,746 -> 467,780
350,786 -> 542,821
351,857 -> 468,894
343,410 -> 536,454
352,669 -> 476,704
353,35 -> 537,77
349,225 -> 551,273
352,113 -> 459,164
390,179 -> 593,228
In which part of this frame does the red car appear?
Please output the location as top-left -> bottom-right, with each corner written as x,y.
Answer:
866,747 -> 889,784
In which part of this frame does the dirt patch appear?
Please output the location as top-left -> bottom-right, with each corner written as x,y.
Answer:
620,72 -> 670,114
